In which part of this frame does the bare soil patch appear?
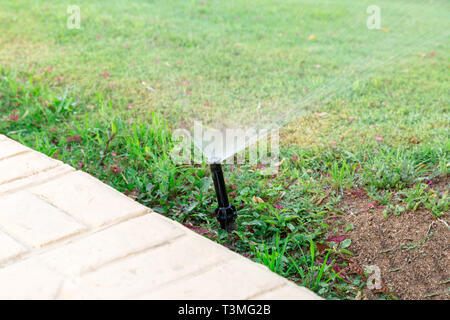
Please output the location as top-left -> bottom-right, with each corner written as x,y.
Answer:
334,177 -> 449,300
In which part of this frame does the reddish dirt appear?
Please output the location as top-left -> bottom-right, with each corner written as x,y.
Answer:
332,176 -> 449,300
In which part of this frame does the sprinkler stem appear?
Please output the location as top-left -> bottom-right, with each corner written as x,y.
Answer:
210,163 -> 237,232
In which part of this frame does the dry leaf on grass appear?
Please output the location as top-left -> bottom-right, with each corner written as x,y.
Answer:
252,196 -> 265,203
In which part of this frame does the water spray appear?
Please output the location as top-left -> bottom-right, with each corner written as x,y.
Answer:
210,162 -> 237,232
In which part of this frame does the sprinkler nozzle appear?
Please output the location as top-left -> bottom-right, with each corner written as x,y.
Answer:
210,163 -> 237,232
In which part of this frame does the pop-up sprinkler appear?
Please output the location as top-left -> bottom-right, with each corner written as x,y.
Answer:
210,163 -> 237,232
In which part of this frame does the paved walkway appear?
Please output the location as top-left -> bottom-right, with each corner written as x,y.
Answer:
0,134 -> 320,300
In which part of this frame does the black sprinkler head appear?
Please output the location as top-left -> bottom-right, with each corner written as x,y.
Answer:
210,163 -> 237,232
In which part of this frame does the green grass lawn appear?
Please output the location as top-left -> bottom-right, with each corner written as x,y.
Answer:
1,0 -> 448,128
0,0 -> 449,299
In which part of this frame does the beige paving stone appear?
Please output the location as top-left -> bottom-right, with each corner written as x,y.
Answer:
0,231 -> 28,264
0,164 -> 74,195
138,259 -> 292,300
0,258 -> 64,299
39,213 -> 185,276
0,191 -> 87,248
59,235 -> 237,299
250,284 -> 321,300
30,171 -> 149,227
0,151 -> 61,186
56,278 -> 99,300
0,139 -> 30,160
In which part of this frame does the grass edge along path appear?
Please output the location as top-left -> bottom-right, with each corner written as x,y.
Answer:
0,71 -> 448,299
